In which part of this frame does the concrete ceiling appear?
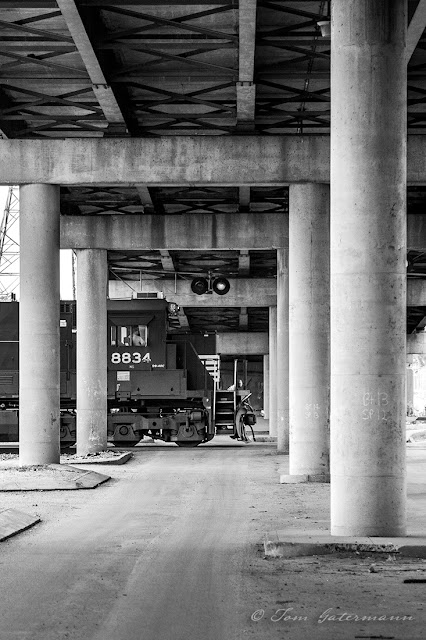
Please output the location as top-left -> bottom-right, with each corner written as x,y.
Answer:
1,1 -> 426,334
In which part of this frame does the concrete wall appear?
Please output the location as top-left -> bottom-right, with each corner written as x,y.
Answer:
216,332 -> 268,355
408,216 -> 426,251
407,280 -> 426,305
407,333 -> 426,354
220,359 -> 264,411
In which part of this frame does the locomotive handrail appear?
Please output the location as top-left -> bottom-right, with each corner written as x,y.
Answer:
187,341 -> 212,394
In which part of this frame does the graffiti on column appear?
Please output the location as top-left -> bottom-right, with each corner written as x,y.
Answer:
305,403 -> 320,419
362,391 -> 389,422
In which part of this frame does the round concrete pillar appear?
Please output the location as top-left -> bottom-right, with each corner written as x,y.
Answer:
19,184 -> 60,465
263,354 -> 270,419
331,0 -> 407,535
289,184 -> 330,476
76,249 -> 108,456
269,306 -> 277,436
276,248 -> 289,453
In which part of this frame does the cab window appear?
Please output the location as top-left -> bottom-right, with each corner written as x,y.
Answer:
131,325 -> 148,347
110,325 -> 148,347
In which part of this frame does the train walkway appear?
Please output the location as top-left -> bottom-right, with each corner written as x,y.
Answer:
0,442 -> 425,640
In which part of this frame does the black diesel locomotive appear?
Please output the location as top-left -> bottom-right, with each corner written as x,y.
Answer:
0,298 -> 216,447
107,298 -> 215,447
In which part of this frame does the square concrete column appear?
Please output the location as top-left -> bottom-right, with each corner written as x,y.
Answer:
76,249 -> 108,455
19,184 -> 60,465
263,354 -> 270,419
276,247 -> 289,453
289,184 -> 330,477
268,306 -> 277,436
331,0 -> 407,535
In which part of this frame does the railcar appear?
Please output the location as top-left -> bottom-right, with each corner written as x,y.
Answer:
0,300 -> 77,445
0,297 -> 218,447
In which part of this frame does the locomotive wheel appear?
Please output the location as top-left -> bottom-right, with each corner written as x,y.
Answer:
114,441 -> 138,448
176,441 -> 201,448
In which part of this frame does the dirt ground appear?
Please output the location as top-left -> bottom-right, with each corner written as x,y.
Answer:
239,447 -> 426,640
0,443 -> 424,640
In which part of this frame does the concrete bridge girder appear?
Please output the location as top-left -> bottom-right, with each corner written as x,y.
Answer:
0,137 -> 329,186
108,278 -> 276,308
110,277 -> 426,309
61,213 -> 289,251
2,136 -> 426,185
61,212 -> 426,253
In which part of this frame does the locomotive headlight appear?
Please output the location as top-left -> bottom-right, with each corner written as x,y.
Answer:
167,302 -> 180,316
212,277 -> 230,295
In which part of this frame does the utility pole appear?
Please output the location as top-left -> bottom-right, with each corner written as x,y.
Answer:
72,250 -> 77,300
0,186 -> 19,300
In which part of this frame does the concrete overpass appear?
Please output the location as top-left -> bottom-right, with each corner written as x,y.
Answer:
2,0 -> 426,539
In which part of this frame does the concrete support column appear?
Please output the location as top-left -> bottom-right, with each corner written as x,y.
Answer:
268,306 -> 277,436
276,247 -> 289,453
76,249 -> 108,456
263,354 -> 270,419
19,184 -> 60,465
331,0 -> 407,535
289,184 -> 330,476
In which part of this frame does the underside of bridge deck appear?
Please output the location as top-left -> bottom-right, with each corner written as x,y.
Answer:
0,2 -> 426,335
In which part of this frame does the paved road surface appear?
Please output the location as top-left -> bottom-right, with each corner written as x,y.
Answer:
0,446 -> 259,640
1,445 -> 425,640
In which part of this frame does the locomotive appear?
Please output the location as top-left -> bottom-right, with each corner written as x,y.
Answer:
0,297 -> 218,448
106,298 -> 215,447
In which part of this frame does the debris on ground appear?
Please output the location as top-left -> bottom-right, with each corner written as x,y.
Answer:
0,450 -> 126,464
61,449 -> 126,462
